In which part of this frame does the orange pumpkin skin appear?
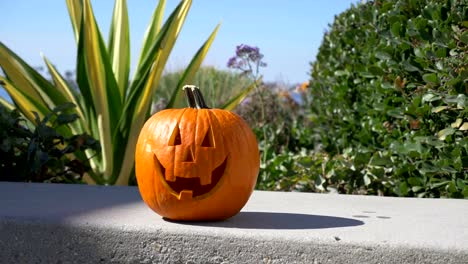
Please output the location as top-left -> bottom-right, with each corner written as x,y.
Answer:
135,88 -> 259,221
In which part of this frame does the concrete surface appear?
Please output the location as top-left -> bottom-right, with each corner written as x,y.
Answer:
0,182 -> 467,264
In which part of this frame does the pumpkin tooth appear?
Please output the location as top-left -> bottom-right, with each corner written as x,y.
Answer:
178,190 -> 193,200
165,171 -> 176,182
199,173 -> 211,186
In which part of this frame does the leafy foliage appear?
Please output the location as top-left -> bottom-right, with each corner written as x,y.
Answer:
236,84 -> 314,152
0,103 -> 100,183
308,0 -> 468,198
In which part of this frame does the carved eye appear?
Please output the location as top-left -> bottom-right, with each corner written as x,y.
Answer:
201,126 -> 215,148
168,126 -> 182,146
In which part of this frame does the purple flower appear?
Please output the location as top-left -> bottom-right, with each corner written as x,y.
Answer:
235,44 -> 262,62
227,44 -> 267,77
227,57 -> 237,68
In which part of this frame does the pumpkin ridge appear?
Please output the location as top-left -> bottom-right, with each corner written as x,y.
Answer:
207,109 -> 224,141
174,108 -> 191,179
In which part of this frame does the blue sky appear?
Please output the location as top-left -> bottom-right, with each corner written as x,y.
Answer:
1,0 -> 359,87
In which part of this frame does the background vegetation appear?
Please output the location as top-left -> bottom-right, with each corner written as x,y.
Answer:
153,66 -> 252,111
1,0 -> 466,198
226,0 -> 468,198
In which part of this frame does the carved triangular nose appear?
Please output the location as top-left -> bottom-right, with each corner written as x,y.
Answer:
182,147 -> 195,162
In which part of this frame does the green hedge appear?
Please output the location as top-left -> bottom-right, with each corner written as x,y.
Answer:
309,0 -> 468,197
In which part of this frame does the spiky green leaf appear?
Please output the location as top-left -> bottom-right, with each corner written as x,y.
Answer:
221,77 -> 262,111
108,0 -> 130,98
166,23 -> 221,108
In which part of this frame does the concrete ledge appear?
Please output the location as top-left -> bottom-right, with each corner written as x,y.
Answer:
0,182 -> 467,263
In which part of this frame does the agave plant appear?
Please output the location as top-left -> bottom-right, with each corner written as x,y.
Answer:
0,0 -> 258,185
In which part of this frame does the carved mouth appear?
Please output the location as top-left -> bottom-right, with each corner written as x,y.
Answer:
154,156 -> 227,199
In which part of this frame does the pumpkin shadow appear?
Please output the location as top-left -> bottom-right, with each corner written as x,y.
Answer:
165,211 -> 364,230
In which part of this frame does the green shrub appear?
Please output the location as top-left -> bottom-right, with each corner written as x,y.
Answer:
222,44 -> 318,190
237,84 -> 316,190
309,0 -> 468,198
0,103 -> 100,183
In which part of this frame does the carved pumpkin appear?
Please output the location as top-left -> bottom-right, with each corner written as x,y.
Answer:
135,85 -> 260,221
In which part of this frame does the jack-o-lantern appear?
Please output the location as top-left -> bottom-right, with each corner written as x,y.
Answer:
135,85 -> 260,221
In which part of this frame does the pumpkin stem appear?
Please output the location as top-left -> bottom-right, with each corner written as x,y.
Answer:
192,87 -> 210,109
183,85 -> 197,108
183,85 -> 210,109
